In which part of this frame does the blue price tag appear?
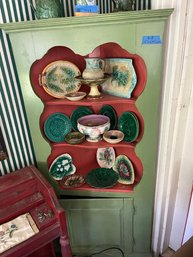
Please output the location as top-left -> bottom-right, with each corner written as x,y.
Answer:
142,36 -> 162,45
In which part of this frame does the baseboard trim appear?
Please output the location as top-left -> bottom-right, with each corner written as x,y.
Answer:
160,247 -> 175,257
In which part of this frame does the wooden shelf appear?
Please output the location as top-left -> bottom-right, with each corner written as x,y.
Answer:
30,43 -> 147,194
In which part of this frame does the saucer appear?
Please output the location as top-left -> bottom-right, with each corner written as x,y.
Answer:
103,130 -> 124,144
65,92 -> 87,101
65,131 -> 85,144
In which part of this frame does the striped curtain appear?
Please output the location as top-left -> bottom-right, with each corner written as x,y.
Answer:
0,0 -> 36,176
64,0 -> 151,16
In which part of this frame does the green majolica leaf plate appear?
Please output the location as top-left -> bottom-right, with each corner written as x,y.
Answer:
44,112 -> 72,142
40,60 -> 81,98
118,111 -> 139,142
49,153 -> 76,181
99,105 -> 117,130
70,106 -> 93,131
101,58 -> 137,98
86,168 -> 118,188
113,155 -> 135,185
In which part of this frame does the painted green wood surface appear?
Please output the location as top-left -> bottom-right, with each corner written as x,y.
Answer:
60,198 -> 134,256
1,9 -> 173,255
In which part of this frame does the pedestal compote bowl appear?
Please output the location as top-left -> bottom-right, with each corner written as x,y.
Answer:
76,74 -> 110,99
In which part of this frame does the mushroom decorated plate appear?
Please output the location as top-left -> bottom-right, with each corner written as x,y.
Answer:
86,168 -> 118,188
113,155 -> 135,184
96,147 -> 116,168
49,153 -> 76,181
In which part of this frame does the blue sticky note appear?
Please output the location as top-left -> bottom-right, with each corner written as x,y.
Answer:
75,5 -> 99,13
142,36 -> 162,45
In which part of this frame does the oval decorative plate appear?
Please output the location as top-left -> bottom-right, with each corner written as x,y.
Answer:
44,112 -> 72,142
96,147 -> 116,168
99,105 -> 117,130
70,106 -> 93,131
113,155 -> 135,184
40,60 -> 81,98
49,153 -> 76,181
86,168 -> 118,188
118,111 -> 139,142
59,174 -> 85,188
101,58 -> 137,98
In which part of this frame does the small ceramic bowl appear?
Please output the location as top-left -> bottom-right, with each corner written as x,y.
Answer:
77,114 -> 110,142
65,131 -> 85,145
103,130 -> 124,144
64,91 -> 86,101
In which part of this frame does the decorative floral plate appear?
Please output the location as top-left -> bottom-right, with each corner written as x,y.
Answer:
40,60 -> 81,98
118,111 -> 139,142
99,105 -> 117,130
59,174 -> 85,188
113,155 -> 135,184
44,112 -> 72,142
70,106 -> 93,131
86,168 -> 118,188
49,153 -> 76,181
101,58 -> 137,98
96,147 -> 116,168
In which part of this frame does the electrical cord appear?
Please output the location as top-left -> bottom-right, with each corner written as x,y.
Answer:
85,246 -> 125,257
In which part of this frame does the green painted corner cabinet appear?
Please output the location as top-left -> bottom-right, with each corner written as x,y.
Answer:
1,9 -> 173,257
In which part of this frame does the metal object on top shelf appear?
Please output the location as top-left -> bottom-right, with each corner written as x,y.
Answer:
76,74 -> 111,99
112,0 -> 135,12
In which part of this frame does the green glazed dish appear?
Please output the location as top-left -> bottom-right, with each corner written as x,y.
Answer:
118,111 -> 139,142
86,167 -> 118,188
70,106 -> 93,131
99,105 -> 117,130
49,153 -> 76,181
44,112 -> 72,142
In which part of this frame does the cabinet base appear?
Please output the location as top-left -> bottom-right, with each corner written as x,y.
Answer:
73,253 -> 152,257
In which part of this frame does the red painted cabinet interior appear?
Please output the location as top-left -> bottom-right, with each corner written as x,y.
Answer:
0,165 -> 72,257
30,42 -> 147,193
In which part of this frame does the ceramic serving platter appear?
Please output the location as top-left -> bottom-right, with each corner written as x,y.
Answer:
86,168 -> 118,188
99,105 -> 117,130
70,106 -> 93,131
101,58 -> 137,98
59,174 -> 85,188
40,60 -> 81,98
118,111 -> 139,142
49,153 -> 76,181
96,147 -> 116,168
113,155 -> 135,184
44,112 -> 72,142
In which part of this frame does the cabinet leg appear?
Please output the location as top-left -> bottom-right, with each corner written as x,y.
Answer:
60,235 -> 73,257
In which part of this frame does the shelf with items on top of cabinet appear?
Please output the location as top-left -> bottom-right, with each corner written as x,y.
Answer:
30,42 -> 147,193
